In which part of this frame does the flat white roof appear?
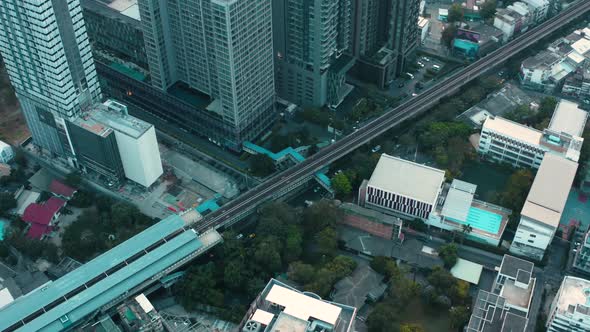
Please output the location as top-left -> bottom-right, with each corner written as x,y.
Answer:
367,154 -> 445,205
106,0 -> 141,20
572,38 -> 590,56
548,100 -> 588,138
554,276 -> 590,314
251,309 -> 275,326
521,154 -> 577,227
482,116 -> 543,147
134,294 -> 154,313
451,258 -> 483,284
568,52 -> 586,64
265,284 -> 342,326
442,180 -> 477,222
0,288 -> 14,309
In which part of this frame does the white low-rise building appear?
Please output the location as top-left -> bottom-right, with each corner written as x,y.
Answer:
521,0 -> 550,25
359,154 -> 445,220
478,99 -> 587,168
418,17 -> 430,43
494,7 -> 528,42
430,179 -> 511,246
510,154 -> 578,260
0,140 -> 14,164
467,255 -> 536,332
547,276 -> 590,331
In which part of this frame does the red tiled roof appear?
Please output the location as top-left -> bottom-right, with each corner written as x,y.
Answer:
22,197 -> 66,226
26,223 -> 52,239
49,179 -> 76,198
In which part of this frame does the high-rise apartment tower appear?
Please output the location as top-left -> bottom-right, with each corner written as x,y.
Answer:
272,0 -> 356,108
138,0 -> 276,149
0,0 -> 102,156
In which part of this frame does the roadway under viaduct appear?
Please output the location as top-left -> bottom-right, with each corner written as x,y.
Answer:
196,0 -> 590,233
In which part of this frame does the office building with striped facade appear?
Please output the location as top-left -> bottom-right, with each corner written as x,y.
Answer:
359,154 -> 445,220
478,99 -> 587,169
0,0 -> 102,158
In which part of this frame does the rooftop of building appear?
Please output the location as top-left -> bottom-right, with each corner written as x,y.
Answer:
49,180 -> 76,199
0,139 -> 10,150
117,293 -> 160,329
88,0 -> 140,21
167,82 -> 215,111
522,51 -> 562,70
482,116 -> 543,146
0,211 -> 215,332
332,265 -> 387,312
467,290 -> 528,332
73,99 -> 152,139
553,276 -> 590,318
367,154 -> 446,204
521,154 -> 578,227
451,258 -> 483,285
499,255 -> 534,280
500,278 -> 535,311
22,197 -> 66,225
572,38 -> 590,57
521,0 -> 549,7
339,202 -> 403,226
442,179 -> 477,222
245,279 -> 356,332
548,100 -> 588,138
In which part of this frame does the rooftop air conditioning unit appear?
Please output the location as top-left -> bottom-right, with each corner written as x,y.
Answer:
242,320 -> 262,332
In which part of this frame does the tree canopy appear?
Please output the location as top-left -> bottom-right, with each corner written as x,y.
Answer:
332,172 -> 352,197
0,193 -> 16,215
448,4 -> 464,23
250,154 -> 275,177
480,0 -> 497,19
438,243 -> 459,269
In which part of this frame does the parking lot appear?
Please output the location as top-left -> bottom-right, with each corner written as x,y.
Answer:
387,56 -> 446,98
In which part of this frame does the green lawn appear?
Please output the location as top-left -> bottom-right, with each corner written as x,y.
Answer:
400,299 -> 453,332
459,161 -> 513,201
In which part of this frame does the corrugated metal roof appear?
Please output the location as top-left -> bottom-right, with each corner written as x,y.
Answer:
18,231 -> 202,332
0,214 -> 188,331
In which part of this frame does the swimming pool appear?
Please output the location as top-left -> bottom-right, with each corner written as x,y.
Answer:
0,220 -> 5,241
450,207 -> 502,234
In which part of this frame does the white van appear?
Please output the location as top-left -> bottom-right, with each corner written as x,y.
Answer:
432,65 -> 441,72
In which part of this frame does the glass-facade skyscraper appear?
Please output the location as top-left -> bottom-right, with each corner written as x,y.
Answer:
0,0 -> 102,156
138,0 -> 276,149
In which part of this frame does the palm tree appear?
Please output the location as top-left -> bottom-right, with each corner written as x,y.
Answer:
461,224 -> 473,244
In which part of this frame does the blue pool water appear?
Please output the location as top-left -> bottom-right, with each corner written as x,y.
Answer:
450,207 -> 502,234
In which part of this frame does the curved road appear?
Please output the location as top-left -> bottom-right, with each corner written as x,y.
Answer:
196,1 -> 590,233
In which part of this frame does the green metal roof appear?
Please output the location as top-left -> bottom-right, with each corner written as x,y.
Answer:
0,214 -> 191,331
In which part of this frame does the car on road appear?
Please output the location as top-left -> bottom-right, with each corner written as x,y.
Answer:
371,145 -> 382,153
405,72 -> 415,79
417,61 -> 425,68
432,64 -> 441,72
422,57 -> 430,62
